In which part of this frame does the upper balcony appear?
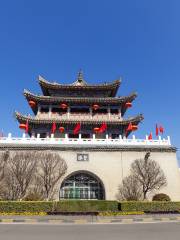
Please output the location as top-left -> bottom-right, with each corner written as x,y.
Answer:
0,134 -> 171,147
36,112 -> 122,121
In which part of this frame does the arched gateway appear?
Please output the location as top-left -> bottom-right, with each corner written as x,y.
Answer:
60,171 -> 105,200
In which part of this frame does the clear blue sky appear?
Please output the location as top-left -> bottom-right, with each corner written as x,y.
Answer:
0,0 -> 179,157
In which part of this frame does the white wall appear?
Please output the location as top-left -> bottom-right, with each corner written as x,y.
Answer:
56,149 -> 180,201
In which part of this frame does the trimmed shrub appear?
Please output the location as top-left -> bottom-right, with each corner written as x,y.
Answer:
55,200 -> 119,212
1,200 -> 180,214
119,201 -> 180,212
0,201 -> 54,213
152,193 -> 171,202
0,200 -> 118,213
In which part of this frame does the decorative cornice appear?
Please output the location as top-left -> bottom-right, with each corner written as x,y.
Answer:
15,111 -> 144,126
0,144 -> 176,153
24,89 -> 137,104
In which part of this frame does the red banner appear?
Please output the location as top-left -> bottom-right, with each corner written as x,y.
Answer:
51,122 -> 56,134
98,123 -> 107,133
73,123 -> 81,134
148,132 -> 152,140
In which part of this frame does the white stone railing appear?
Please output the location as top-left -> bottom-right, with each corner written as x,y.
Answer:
0,134 -> 171,146
36,113 -> 121,121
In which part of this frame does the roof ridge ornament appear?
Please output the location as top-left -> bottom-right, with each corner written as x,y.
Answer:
38,75 -> 49,83
72,70 -> 87,86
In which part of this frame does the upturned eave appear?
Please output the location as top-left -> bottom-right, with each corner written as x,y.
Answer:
24,89 -> 137,113
15,111 -> 144,126
38,75 -> 121,97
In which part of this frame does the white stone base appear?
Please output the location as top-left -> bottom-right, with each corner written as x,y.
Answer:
56,149 -> 180,201
0,141 -> 180,201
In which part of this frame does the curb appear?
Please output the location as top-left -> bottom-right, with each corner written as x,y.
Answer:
1,216 -> 180,224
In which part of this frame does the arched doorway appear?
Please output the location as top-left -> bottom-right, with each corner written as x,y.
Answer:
60,171 -> 105,200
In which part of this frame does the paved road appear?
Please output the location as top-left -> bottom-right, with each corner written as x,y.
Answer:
0,222 -> 180,240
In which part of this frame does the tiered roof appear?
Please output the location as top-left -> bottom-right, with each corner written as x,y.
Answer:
15,111 -> 143,127
15,71 -> 144,136
24,89 -> 137,114
38,73 -> 121,97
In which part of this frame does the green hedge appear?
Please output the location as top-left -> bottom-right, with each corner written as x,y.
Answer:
119,201 -> 180,212
1,201 -> 180,213
0,201 -> 54,213
55,200 -> 118,212
0,200 -> 118,213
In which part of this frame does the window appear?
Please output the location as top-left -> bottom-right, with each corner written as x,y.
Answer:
60,171 -> 105,200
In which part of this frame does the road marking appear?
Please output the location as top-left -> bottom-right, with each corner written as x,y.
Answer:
48,219 -> 63,224
121,219 -> 133,224
74,219 -> 88,224
0,220 -> 180,226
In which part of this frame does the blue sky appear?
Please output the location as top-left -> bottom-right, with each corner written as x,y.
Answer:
0,0 -> 179,157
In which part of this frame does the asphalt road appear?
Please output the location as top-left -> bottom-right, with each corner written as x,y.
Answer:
0,222 -> 180,240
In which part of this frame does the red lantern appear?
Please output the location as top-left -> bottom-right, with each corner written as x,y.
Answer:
29,100 -> 36,108
125,102 -> 132,108
94,127 -> 100,133
19,123 -> 26,130
60,103 -> 68,109
132,125 -> 138,131
59,126 -> 65,133
92,104 -> 100,110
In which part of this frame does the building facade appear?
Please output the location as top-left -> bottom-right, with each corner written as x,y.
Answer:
0,72 -> 180,200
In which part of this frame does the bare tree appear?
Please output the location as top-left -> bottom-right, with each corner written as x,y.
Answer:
25,175 -> 45,200
131,152 -> 167,200
2,151 -> 37,200
37,151 -> 67,200
0,151 -> 9,182
117,174 -> 142,201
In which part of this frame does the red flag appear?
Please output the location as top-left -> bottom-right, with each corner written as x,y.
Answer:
73,123 -> 81,134
156,124 -> 159,136
98,123 -> 107,133
25,120 -> 29,134
159,125 -> 164,134
51,122 -> 56,134
148,132 -> 152,140
126,123 -> 133,132
125,123 -> 133,137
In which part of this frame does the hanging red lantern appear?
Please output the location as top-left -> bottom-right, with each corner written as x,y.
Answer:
29,100 -> 36,108
94,127 -> 100,133
59,126 -> 65,133
60,103 -> 68,109
125,102 -> 132,108
132,125 -> 138,131
92,104 -> 100,110
19,123 -> 26,130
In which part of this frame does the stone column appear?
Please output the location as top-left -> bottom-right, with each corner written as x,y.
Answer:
37,105 -> 41,115
118,106 -> 122,119
90,107 -> 93,119
108,106 -> 111,120
67,107 -> 70,119
49,105 -> 52,118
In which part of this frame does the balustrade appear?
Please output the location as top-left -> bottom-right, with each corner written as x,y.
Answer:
0,134 -> 171,146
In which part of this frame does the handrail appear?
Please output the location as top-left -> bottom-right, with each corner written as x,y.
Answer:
0,135 -> 171,146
